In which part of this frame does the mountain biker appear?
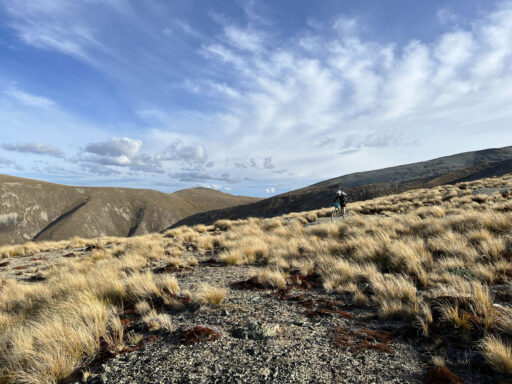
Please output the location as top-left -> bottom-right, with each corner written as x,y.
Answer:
332,190 -> 347,216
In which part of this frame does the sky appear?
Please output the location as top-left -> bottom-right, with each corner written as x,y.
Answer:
1,0 -> 512,197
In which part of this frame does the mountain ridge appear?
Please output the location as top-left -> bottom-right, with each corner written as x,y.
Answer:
0,174 -> 259,245
170,145 -> 512,228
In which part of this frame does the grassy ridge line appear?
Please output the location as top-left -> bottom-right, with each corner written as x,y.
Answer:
0,174 -> 511,382
168,146 -> 512,229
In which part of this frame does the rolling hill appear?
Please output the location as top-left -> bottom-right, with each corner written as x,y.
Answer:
0,174 -> 259,245
170,145 -> 512,228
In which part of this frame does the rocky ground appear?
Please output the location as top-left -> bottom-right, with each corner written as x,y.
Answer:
80,260 -> 425,384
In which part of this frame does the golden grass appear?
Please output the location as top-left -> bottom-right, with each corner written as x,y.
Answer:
195,284 -> 227,305
480,335 -> 512,374
142,310 -> 173,332
213,219 -> 232,231
0,236 -> 194,382
254,268 -> 287,289
1,173 -> 511,381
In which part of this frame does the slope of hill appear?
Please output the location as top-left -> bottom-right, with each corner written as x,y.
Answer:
0,175 -> 259,245
170,146 -> 512,228
1,174 -> 511,383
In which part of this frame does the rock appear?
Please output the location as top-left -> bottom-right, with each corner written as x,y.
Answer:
185,302 -> 201,313
231,321 -> 280,340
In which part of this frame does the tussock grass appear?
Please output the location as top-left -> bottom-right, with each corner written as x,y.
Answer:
196,284 -> 227,305
1,173 -> 511,381
142,310 -> 173,332
213,219 -> 232,231
197,173 -> 512,374
480,335 -> 512,374
0,236 -> 193,383
254,268 -> 287,289
155,275 -> 180,295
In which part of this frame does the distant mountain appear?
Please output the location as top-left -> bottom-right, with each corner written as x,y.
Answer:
170,146 -> 512,228
0,175 -> 259,245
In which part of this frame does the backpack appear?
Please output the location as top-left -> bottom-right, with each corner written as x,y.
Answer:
340,193 -> 347,204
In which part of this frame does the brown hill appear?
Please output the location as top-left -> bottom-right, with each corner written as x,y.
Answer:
170,145 -> 512,228
0,174 -> 259,245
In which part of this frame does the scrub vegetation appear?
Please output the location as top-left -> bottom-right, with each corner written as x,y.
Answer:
0,174 -> 511,383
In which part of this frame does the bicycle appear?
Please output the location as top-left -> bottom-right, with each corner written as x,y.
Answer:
331,204 -> 350,220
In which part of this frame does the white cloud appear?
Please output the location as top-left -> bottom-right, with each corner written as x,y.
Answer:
2,142 -> 63,157
317,137 -> 335,147
1,0 -> 103,61
81,137 -> 164,174
263,157 -> 274,169
333,16 -> 358,35
169,170 -> 240,184
265,187 -> 275,194
0,157 -> 13,165
163,19 -> 202,39
3,87 -> 55,108
160,140 -> 207,164
224,26 -> 263,52
85,137 -> 142,158
187,3 -> 512,189
437,8 -> 459,25
383,41 -> 433,118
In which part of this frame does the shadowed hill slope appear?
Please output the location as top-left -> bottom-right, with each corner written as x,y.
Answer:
170,146 -> 512,228
0,175 -> 259,245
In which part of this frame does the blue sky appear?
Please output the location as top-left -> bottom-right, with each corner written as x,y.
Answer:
1,0 -> 512,197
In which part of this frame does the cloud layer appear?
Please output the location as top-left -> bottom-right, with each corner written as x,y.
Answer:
2,142 -> 63,157
1,1 -> 512,195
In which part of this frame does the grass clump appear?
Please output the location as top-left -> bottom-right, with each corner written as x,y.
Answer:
214,219 -> 232,231
255,268 -> 287,289
196,284 -> 227,305
480,335 -> 512,374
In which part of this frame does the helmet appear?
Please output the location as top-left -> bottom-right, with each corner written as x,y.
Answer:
337,190 -> 342,195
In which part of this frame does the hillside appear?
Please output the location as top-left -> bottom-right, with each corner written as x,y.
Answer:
171,146 -> 512,228
0,174 -> 259,245
0,174 -> 511,383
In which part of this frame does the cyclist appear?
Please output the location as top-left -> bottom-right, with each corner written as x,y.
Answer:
332,190 -> 347,217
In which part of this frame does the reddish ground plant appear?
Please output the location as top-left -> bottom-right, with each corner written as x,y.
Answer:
63,253 -> 77,258
288,270 -> 323,290
331,326 -> 392,354
153,265 -> 193,274
120,317 -> 138,326
146,335 -> 159,343
305,307 -> 354,319
230,277 -> 267,291
92,334 -> 156,366
278,292 -> 354,318
0,261 -> 9,267
180,326 -> 220,344
13,265 -> 28,270
424,365 -> 464,384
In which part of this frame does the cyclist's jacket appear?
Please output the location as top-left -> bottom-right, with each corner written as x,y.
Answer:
333,192 -> 347,206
